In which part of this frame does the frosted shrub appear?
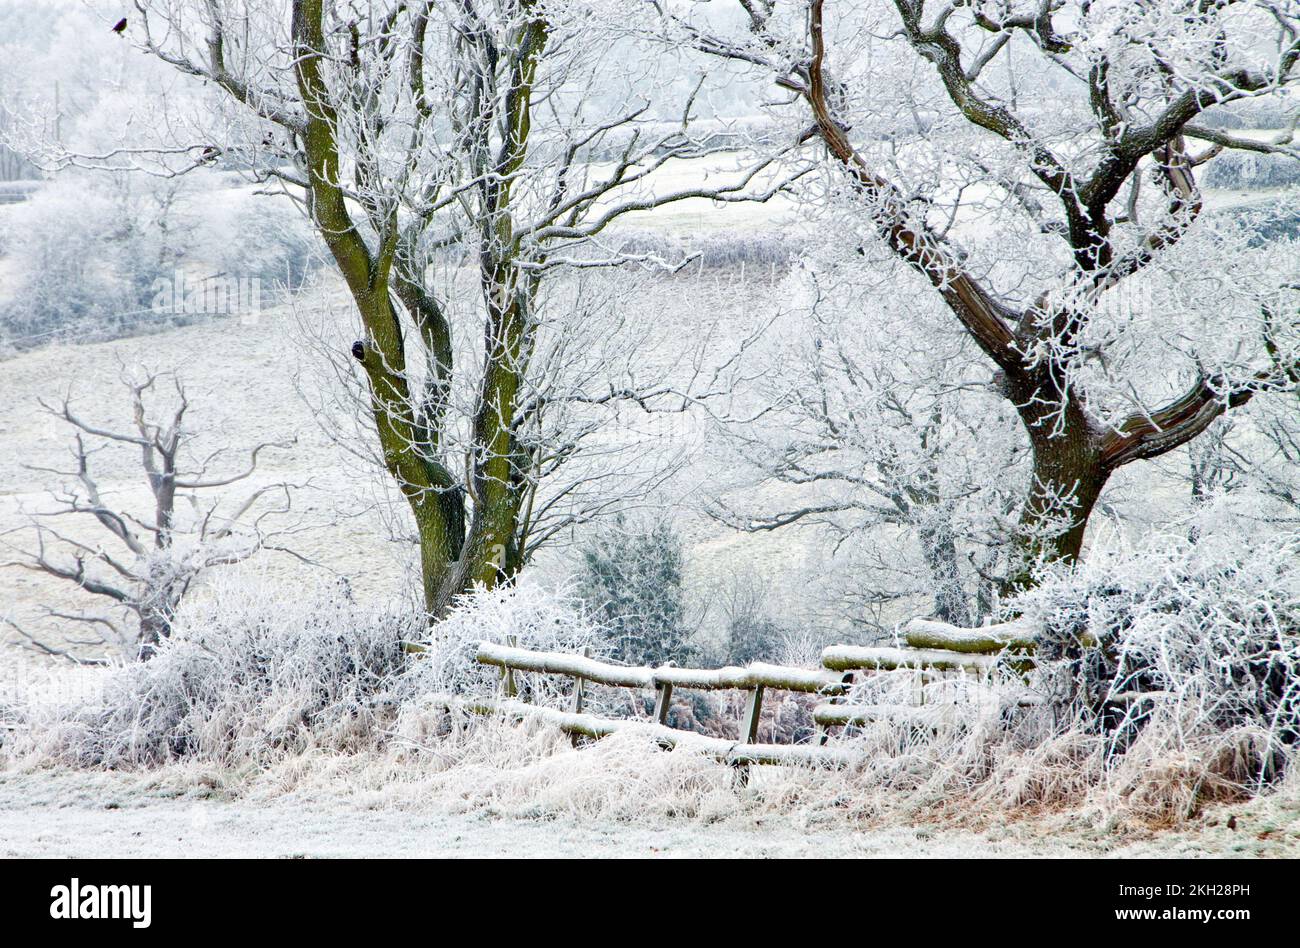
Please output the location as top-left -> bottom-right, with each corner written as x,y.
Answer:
12,572 -> 416,767
605,228 -> 802,270
576,514 -> 695,667
402,580 -> 610,704
1200,99 -> 1299,131
6,579 -> 612,769
0,176 -> 164,348
724,613 -> 786,666
1203,153 -> 1300,190
1010,534 -> 1300,779
191,189 -> 321,292
0,175 -> 319,351
387,583 -> 636,760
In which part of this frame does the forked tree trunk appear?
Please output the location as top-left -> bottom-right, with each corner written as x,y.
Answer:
778,0 -> 1285,599
1005,387 -> 1111,591
290,0 -> 540,623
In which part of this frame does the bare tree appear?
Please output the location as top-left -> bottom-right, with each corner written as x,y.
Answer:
2,371 -> 294,661
706,248 -> 1024,628
124,0 -> 804,616
666,0 -> 1300,588
1175,387 -> 1300,540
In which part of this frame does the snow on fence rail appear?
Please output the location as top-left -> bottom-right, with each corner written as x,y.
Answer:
900,617 -> 1082,652
900,618 -> 1038,653
476,641 -> 850,694
816,628 -> 1039,732
472,623 -> 1039,767
820,645 -> 1002,674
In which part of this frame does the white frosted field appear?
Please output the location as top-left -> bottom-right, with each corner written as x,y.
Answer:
2,756 -> 1294,858
0,195 -> 847,667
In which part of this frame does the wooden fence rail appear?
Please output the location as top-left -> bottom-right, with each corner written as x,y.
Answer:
475,640 -> 852,756
463,697 -> 860,767
820,645 -> 1001,674
470,624 -> 1038,768
476,642 -> 851,694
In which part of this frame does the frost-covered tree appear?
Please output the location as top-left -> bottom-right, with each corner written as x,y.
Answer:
716,569 -> 788,664
709,246 -> 1025,628
121,0 -> 801,617
666,0 -> 1300,588
1,371 -> 294,661
1172,383 -> 1300,542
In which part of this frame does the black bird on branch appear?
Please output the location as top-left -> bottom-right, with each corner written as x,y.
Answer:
111,17 -> 128,34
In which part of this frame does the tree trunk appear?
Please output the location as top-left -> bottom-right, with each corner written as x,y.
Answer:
136,595 -> 176,661
917,521 -> 971,626
1005,393 -> 1110,591
422,352 -> 528,617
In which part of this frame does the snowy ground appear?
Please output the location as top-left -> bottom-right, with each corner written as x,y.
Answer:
1,769 -> 1293,858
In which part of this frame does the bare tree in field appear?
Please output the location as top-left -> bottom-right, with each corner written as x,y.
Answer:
666,0 -> 1300,588
125,0 -> 802,616
2,372 -> 293,661
707,248 -> 1025,628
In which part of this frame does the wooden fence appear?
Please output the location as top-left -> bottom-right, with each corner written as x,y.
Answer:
469,617 -> 1040,768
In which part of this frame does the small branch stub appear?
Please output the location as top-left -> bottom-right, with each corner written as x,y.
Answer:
570,645 -> 590,714
500,634 -> 519,698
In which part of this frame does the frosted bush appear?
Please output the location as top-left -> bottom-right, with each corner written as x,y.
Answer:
401,579 -> 610,705
1010,533 -> 1300,780
1203,153 -> 1300,190
10,571 -> 416,767
0,176 -> 160,348
189,187 -> 321,292
724,614 -> 788,667
603,228 -> 802,270
5,576 -> 612,769
576,514 -> 695,667
0,174 -> 319,351
1200,99 -> 1299,131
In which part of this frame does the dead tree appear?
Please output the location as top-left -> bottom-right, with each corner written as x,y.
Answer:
2,371 -> 293,661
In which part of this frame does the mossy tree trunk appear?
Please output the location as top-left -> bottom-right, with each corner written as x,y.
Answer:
293,0 -> 543,617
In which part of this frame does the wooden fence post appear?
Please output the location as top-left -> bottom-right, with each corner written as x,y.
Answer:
500,634 -> 518,698
742,684 -> 764,744
653,681 -> 674,725
732,684 -> 765,787
570,646 -> 590,714
817,673 -> 854,746
568,646 -> 592,748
